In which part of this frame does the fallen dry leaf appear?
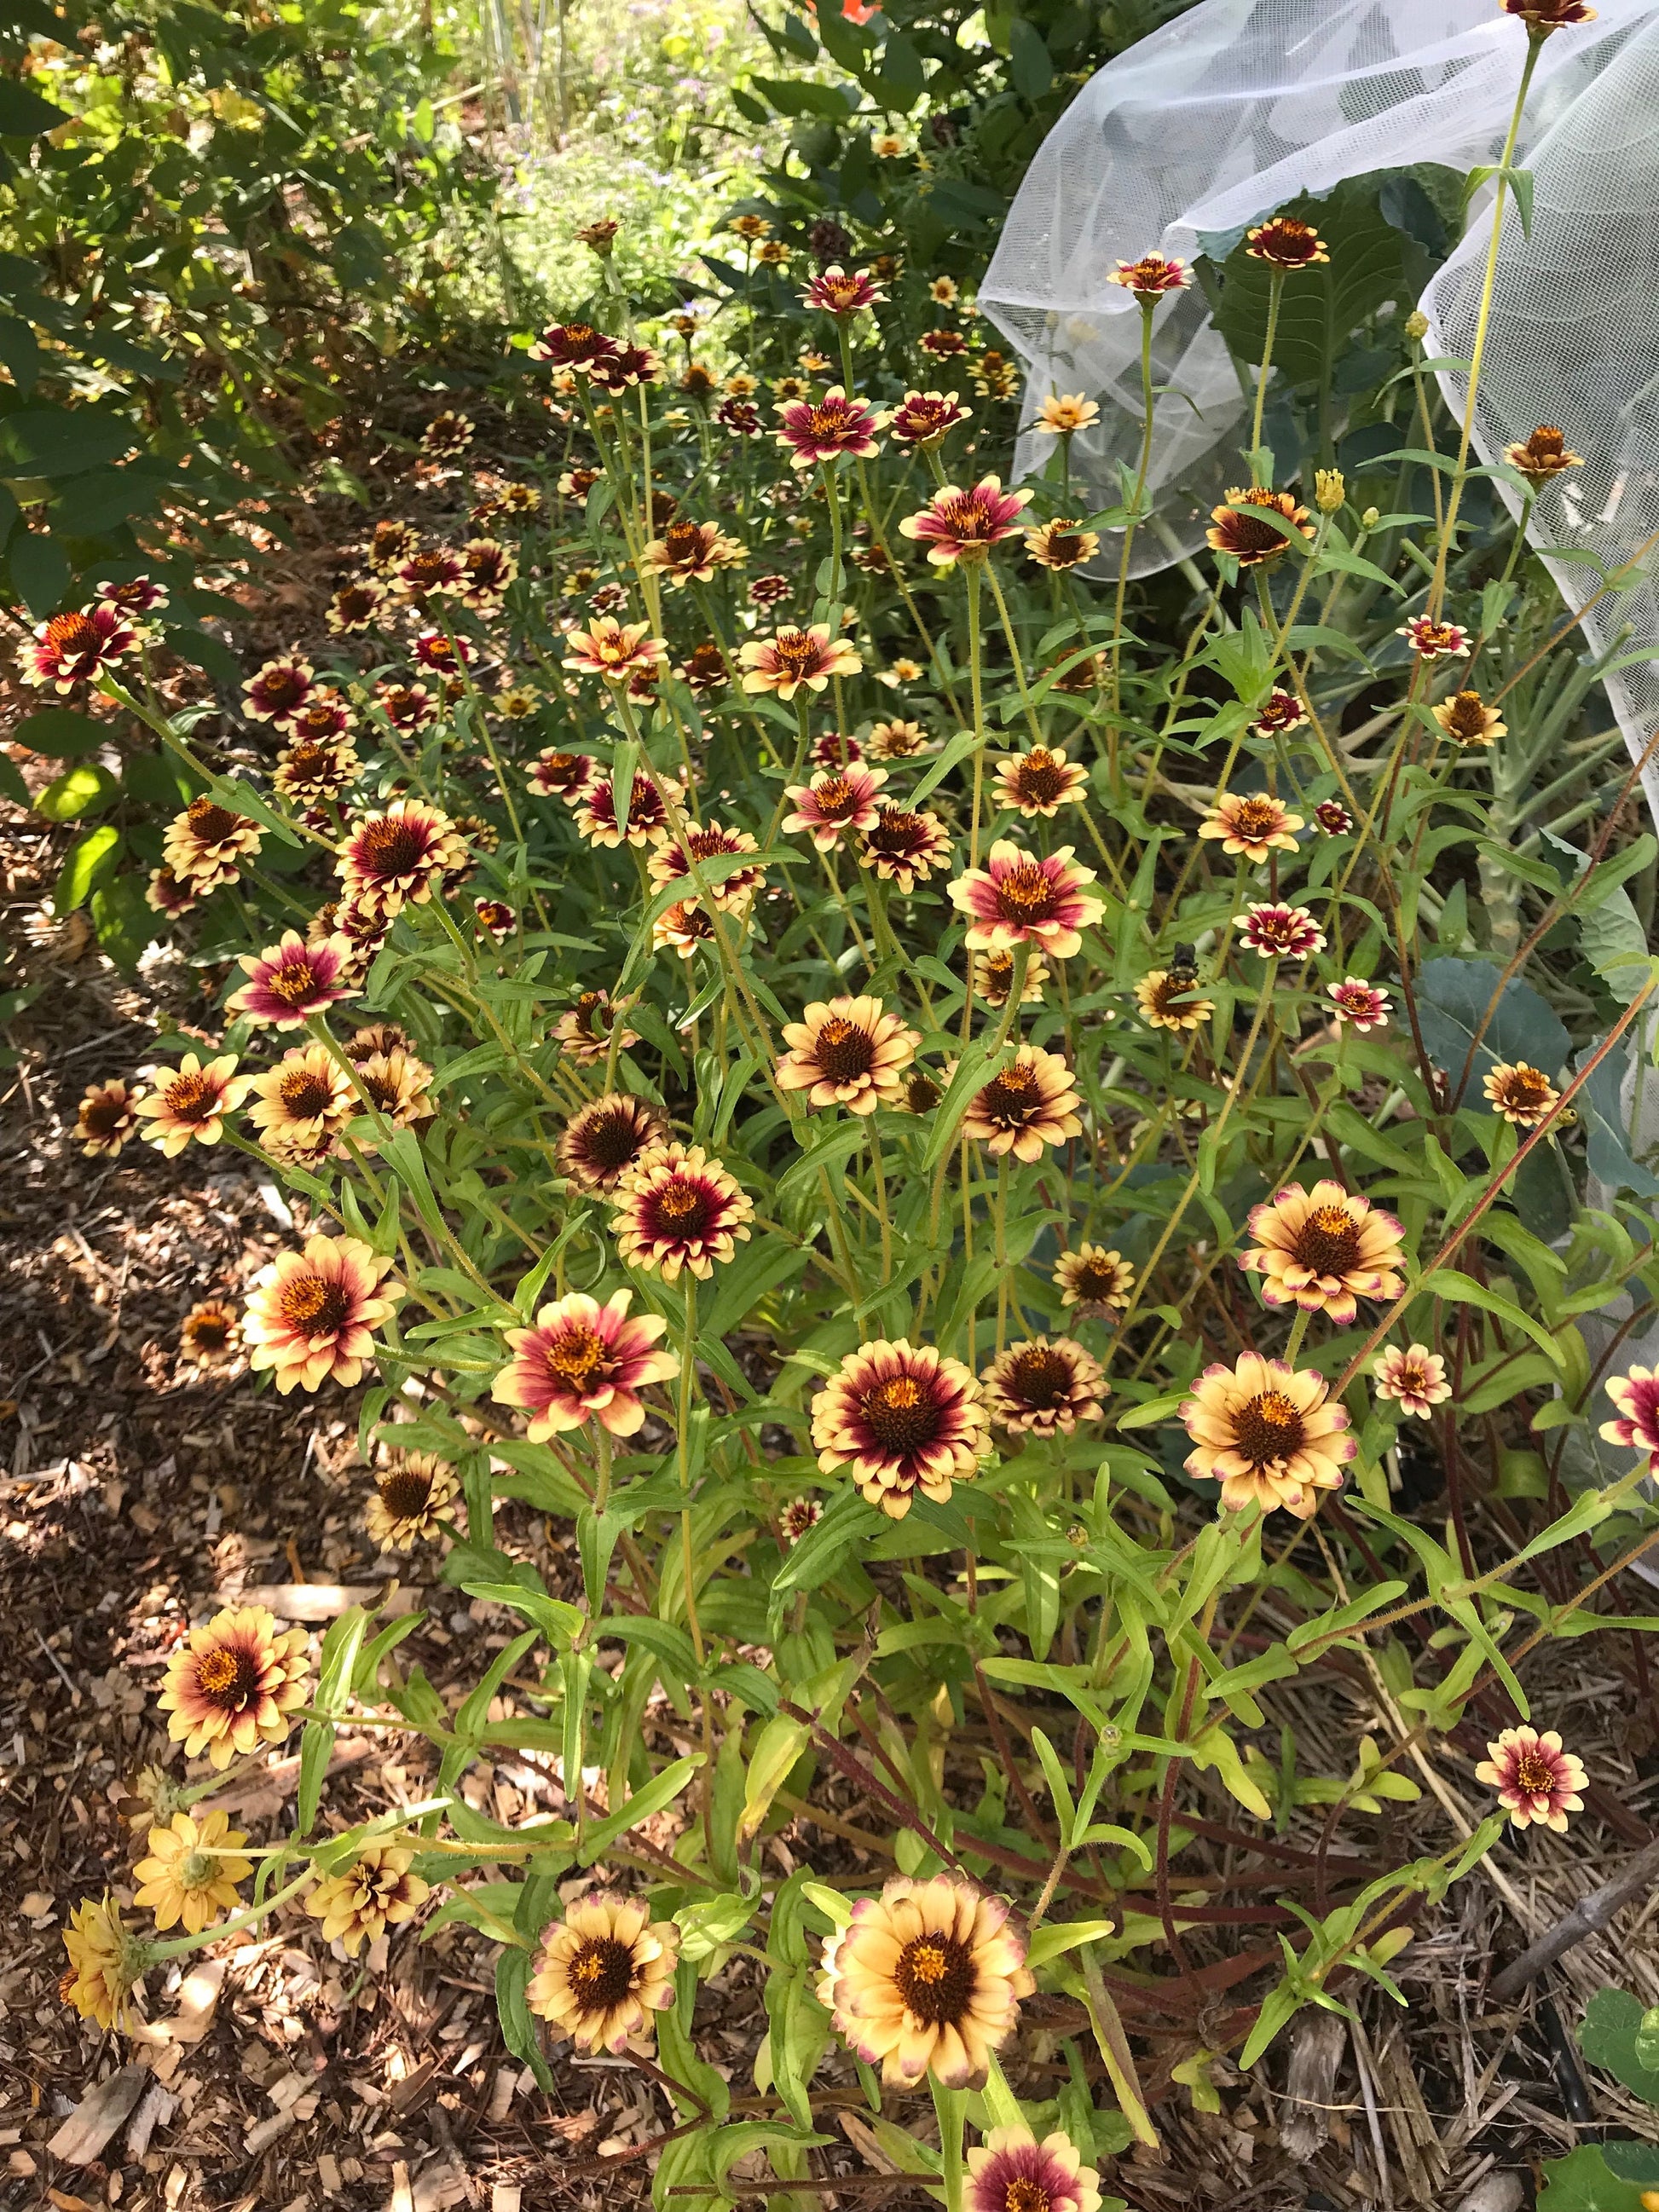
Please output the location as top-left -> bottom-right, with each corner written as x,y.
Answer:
46,2065 -> 147,2165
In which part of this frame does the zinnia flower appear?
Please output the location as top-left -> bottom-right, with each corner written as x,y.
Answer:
967,2128 -> 1102,2212
900,476 -> 1032,566
1055,1244 -> 1136,1314
77,1077 -> 144,1157
228,930 -> 356,1028
1476,1727 -> 1587,1830
1024,518 -> 1100,570
1433,690 -> 1506,746
1206,487 -> 1314,567
159,1603 -> 309,1768
493,1288 -> 677,1439
365,1453 -> 459,1550
558,1092 -> 668,1193
648,819 -> 766,912
982,1337 -> 1107,1436
338,800 -> 468,919
307,1846 -> 430,1956
1600,1366 -> 1659,1469
1245,217 -> 1328,269
134,1810 -> 252,1934
949,841 -> 1103,959
1397,615 -> 1470,661
1197,790 -> 1303,861
529,748 -> 599,801
163,796 -> 263,892
274,731 -> 360,804
146,865 -> 198,918
527,1892 -> 679,2053
740,623 -> 862,698
866,719 -> 934,760
1179,1350 -> 1356,1517
392,545 -> 465,601
920,326 -> 968,359
782,764 -> 889,849
1108,253 -> 1192,302
1240,1180 -> 1406,1324
777,996 -> 920,1114
98,574 -> 167,617
1254,688 -> 1307,736
859,806 -> 952,891
179,1297 -> 241,1366
564,617 -> 668,682
529,320 -> 620,374
20,604 -> 136,691
780,1497 -> 824,1544
375,679 -> 438,732
136,1054 -> 248,1156
974,947 -> 1049,1007
803,264 -> 886,316
61,1898 -> 147,2032
817,1874 -> 1032,2087
1240,902 -> 1327,958
575,774 -> 672,850
354,1048 -> 433,1130
242,655 -> 314,728
1373,1343 -> 1452,1418
243,1233 -> 398,1393
553,989 -> 639,1066
1315,800 -> 1354,835
612,1142 -> 754,1282
775,386 -> 887,469
1327,978 -> 1390,1031
327,580 -> 387,634
1135,968 -> 1214,1031
889,390 -> 969,449
961,1047 -> 1084,1162
1032,394 -> 1100,436
812,1339 -> 987,1516
1501,0 -> 1595,28
246,1044 -> 357,1152
642,518 -> 745,586
1483,1060 -> 1560,1126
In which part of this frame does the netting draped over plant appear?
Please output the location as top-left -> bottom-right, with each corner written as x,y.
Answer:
980,0 -> 1659,813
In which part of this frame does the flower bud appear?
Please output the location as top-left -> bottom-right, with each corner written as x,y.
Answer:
1404,309 -> 1430,341
1315,469 -> 1344,513
1361,505 -> 1380,529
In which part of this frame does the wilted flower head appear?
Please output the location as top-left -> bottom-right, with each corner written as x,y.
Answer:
61,1898 -> 147,2033
1180,1350 -> 1355,1517
1373,1343 -> 1452,1418
900,476 -> 1033,566
243,1233 -> 398,1394
1476,1727 -> 1587,1830
1206,486 -> 1314,567
1108,253 -> 1192,303
308,1845 -> 430,1956
817,1874 -> 1032,2085
528,1891 -> 679,2053
159,1602 -> 309,1768
1245,216 -> 1328,269
77,1077 -> 144,1158
494,1288 -> 677,1440
134,1809 -> 252,1934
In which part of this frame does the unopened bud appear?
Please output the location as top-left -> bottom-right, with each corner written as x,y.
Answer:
1315,469 -> 1344,513
1404,309 -> 1430,342
576,218 -> 620,257
1361,505 -> 1380,529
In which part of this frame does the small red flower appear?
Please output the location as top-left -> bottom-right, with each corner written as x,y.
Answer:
1314,799 -> 1354,835
1245,217 -> 1328,270
1107,254 -> 1192,303
20,604 -> 136,692
1476,1727 -> 1587,1831
801,265 -> 885,317
1327,978 -> 1390,1032
888,390 -> 969,449
528,749 -> 599,802
1601,1366 -> 1659,1469
529,321 -> 621,376
1240,902 -> 1327,959
901,476 -> 1032,566
919,327 -> 968,360
227,930 -> 356,1029
1253,688 -> 1307,736
1398,616 -> 1471,661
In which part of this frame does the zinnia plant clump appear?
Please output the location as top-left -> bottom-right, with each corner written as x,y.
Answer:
38,40 -> 1659,2191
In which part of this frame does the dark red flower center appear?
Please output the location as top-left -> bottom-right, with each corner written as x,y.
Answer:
257,667 -> 308,708
82,1092 -> 129,1136
996,863 -> 1058,920
568,1935 -> 636,2008
1233,1389 -> 1305,1468
546,1325 -> 607,1393
1493,1068 -> 1552,1117
1231,798 -> 1283,840
279,1272 -> 351,1337
268,957 -> 323,1007
860,1373 -> 942,1454
576,1105 -> 653,1176
980,1065 -> 1040,1120
1513,1748 -> 1560,1794
867,810 -> 928,857
1003,1348 -> 1075,1409
194,1641 -> 261,1710
1070,1259 -> 1122,1303
892,1932 -> 974,2023
358,819 -> 431,877
45,612 -> 102,659
379,1464 -> 436,1519
653,1177 -> 714,1233
186,1310 -> 233,1351
164,1071 -> 218,1121
1293,1205 -> 1362,1276
187,800 -> 240,844
279,1068 -> 337,1118
812,1015 -> 876,1084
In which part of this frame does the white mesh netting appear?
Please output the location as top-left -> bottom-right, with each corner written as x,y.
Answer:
979,0 -> 1659,812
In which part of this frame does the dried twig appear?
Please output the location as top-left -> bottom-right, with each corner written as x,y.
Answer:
1488,1834 -> 1659,2002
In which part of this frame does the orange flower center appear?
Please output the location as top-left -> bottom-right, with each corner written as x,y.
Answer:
403,552 -> 454,589
1233,1388 -> 1306,1468
187,800 -> 240,843
258,667 -> 307,707
1231,798 -> 1281,839
1513,1748 -> 1559,1795
1494,1068 -> 1553,1118
268,959 -> 322,1008
861,1372 -> 944,1456
1012,753 -> 1067,806
163,1071 -> 218,1122
1005,2182 -> 1051,2212
546,1325 -> 607,1392
279,1068 -> 338,1118
996,863 -> 1058,919
567,1934 -> 636,2008
45,611 -> 101,657
940,493 -> 993,541
813,775 -> 856,816
194,1642 -> 261,1709
656,1177 -> 707,1226
772,631 -> 820,677
1293,1204 -> 1362,1277
278,1271 -> 352,1338
892,1930 -> 974,2023
806,401 -> 856,440
812,1015 -> 876,1084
